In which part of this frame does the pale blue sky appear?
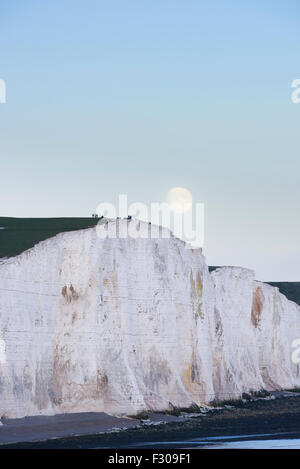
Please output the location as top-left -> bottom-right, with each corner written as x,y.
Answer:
0,1 -> 299,280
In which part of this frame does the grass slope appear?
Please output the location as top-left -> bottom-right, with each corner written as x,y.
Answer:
0,217 -> 99,259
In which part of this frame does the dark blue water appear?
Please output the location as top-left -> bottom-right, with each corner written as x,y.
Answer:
206,439 -> 300,448
114,432 -> 300,449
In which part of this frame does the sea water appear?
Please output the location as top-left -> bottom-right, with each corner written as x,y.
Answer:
121,432 -> 300,449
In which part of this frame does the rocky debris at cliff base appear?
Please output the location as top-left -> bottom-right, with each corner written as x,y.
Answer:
1,391 -> 300,447
0,409 -> 219,446
2,395 -> 300,449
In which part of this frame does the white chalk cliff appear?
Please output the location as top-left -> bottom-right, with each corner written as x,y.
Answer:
0,220 -> 299,419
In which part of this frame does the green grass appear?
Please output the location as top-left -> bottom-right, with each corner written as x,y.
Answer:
0,217 -> 99,259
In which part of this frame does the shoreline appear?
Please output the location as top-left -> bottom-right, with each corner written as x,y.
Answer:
0,411 -> 186,447
1,392 -> 300,448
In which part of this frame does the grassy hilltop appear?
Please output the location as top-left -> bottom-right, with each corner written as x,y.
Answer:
0,217 -> 99,259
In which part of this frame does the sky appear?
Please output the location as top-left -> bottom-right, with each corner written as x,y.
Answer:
0,0 -> 299,281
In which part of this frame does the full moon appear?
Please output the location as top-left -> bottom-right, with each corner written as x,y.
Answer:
167,187 -> 193,213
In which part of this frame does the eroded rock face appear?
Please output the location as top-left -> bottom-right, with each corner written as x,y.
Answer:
211,268 -> 300,400
0,220 -> 299,418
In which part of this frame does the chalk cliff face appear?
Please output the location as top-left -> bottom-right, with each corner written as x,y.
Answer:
0,220 -> 299,419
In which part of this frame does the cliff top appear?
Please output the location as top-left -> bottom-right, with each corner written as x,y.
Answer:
1,217 -> 299,306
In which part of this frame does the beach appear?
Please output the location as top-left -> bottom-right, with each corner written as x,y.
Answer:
1,392 -> 300,449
